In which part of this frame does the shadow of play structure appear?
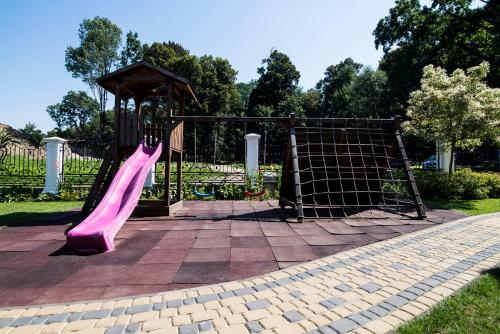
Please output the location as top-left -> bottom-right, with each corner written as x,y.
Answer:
68,61 -> 425,253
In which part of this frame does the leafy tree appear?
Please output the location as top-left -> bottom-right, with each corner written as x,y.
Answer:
301,89 -> 321,117
236,81 -> 256,111
248,50 -> 300,114
19,123 -> 44,147
403,62 -> 500,173
120,31 -> 144,67
47,91 -> 99,136
348,68 -> 392,118
374,0 -> 499,109
65,17 -> 122,124
316,58 -> 362,117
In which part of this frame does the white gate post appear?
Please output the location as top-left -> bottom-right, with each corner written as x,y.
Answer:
245,134 -> 261,187
437,142 -> 454,173
42,137 -> 67,194
144,165 -> 156,188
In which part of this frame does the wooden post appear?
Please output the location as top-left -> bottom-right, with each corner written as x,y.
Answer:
164,81 -> 173,206
289,113 -> 304,223
176,152 -> 182,202
134,96 -> 144,145
112,83 -> 122,173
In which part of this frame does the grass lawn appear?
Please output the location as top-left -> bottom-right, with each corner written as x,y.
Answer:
397,268 -> 500,334
429,198 -> 500,216
0,201 -> 83,227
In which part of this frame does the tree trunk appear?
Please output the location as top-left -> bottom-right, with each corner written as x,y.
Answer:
449,140 -> 456,174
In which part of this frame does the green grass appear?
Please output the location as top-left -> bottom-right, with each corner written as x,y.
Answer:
428,198 -> 500,216
0,201 -> 83,227
397,268 -> 500,334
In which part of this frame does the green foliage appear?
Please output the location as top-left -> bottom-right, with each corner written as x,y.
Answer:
415,169 -> 500,200
65,16 -> 122,119
47,91 -> 99,135
248,50 -> 300,113
0,186 -> 38,202
316,58 -> 362,117
120,31 -> 144,67
374,0 -> 499,108
0,129 -> 19,152
19,123 -> 44,147
404,62 -> 500,173
348,68 -> 392,118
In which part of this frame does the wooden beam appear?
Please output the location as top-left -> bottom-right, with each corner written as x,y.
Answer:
164,81 -> 173,206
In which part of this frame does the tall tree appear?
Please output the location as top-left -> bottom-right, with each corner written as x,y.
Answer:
120,31 -> 144,67
404,62 -> 500,173
19,123 -> 44,147
46,91 -> 99,135
65,17 -> 122,126
374,0 -> 499,109
248,50 -> 300,114
316,58 -> 362,117
348,68 -> 392,118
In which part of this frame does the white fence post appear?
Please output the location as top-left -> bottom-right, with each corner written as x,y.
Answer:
245,133 -> 261,187
144,165 -> 155,188
437,142 -> 454,173
42,137 -> 66,194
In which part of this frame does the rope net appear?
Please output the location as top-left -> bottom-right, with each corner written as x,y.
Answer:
293,118 -> 421,219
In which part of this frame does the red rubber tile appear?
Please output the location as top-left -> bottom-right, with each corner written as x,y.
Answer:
230,237 -> 269,248
228,261 -> 279,280
230,247 -> 275,262
272,246 -> 318,262
193,237 -> 231,248
154,238 -> 195,249
267,236 -> 307,247
185,248 -> 230,262
173,262 -> 229,284
138,249 -> 189,264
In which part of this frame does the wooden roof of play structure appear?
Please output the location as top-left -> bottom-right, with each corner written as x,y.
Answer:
97,61 -> 197,101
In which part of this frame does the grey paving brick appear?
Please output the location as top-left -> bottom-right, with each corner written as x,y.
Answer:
389,262 -> 407,270
327,261 -> 345,269
10,317 -> 34,327
105,325 -> 126,334
110,308 -> 126,317
297,272 -> 312,279
283,310 -> 304,322
305,330 -> 321,334
0,318 -> 12,329
334,284 -> 352,292
153,302 -> 166,310
245,299 -> 271,310
197,320 -> 213,332
329,318 -> 358,333
379,302 -> 397,312
183,297 -> 196,305
67,312 -> 85,322
125,323 -> 141,333
414,283 -> 432,292
167,299 -> 183,308
397,291 -> 418,301
276,277 -> 294,286
82,309 -> 111,320
195,294 -> 219,303
318,325 -> 336,334
30,315 -> 50,325
367,305 -> 389,317
406,287 -> 426,296
179,323 -> 199,334
385,295 -> 408,308
360,282 -> 381,293
319,300 -> 334,310
246,320 -> 263,333
126,304 -> 152,315
348,313 -> 370,326
307,268 -> 324,275
218,291 -> 235,299
421,278 -> 442,288
327,297 -> 345,306
360,310 -> 379,320
46,313 -> 70,324
289,290 -> 304,299
234,287 -> 255,296
265,282 -> 278,289
253,284 -> 268,292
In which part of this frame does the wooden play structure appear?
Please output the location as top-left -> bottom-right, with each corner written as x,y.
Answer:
82,61 -> 425,222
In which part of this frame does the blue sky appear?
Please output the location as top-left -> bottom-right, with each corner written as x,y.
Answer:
0,0 -> 397,131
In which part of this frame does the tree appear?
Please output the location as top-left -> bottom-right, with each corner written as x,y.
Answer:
374,0 -> 499,109
120,31 -> 144,67
65,17 -> 122,126
348,68 -> 392,118
301,89 -> 321,117
248,50 -> 300,114
19,123 -> 44,147
316,58 -> 362,117
236,81 -> 256,111
47,91 -> 99,136
404,62 -> 500,173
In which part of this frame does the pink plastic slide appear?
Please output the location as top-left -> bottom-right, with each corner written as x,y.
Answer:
66,141 -> 163,253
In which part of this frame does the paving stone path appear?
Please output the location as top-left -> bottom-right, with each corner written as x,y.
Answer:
0,213 -> 498,334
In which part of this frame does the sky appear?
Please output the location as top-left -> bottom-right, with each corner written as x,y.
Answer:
0,0 -> 397,132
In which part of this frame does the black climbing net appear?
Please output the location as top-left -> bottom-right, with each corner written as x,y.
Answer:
293,118 -> 424,219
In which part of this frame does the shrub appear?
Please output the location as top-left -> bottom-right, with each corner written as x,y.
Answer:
414,169 -> 500,200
